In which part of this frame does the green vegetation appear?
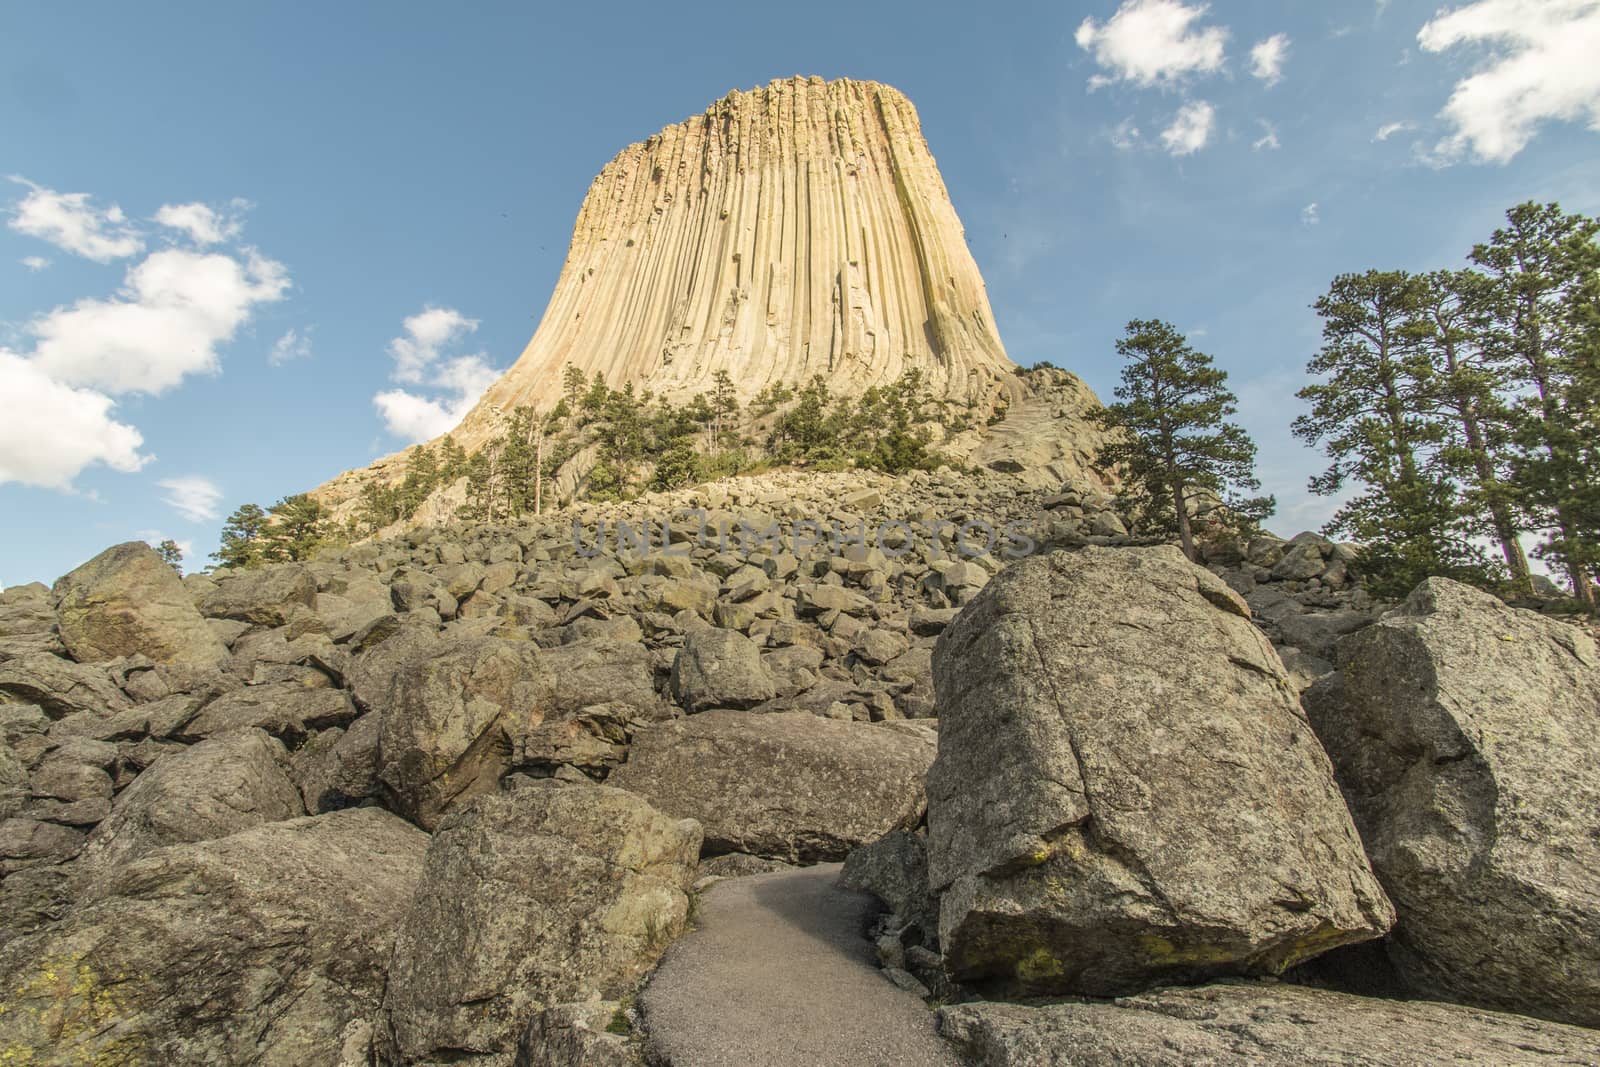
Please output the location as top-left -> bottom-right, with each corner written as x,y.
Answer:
155,539 -> 184,574
211,494 -> 338,569
210,366 -> 975,563
1295,201 -> 1600,606
1091,319 -> 1272,561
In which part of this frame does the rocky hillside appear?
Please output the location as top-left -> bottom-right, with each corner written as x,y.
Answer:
2,461 -> 1597,1064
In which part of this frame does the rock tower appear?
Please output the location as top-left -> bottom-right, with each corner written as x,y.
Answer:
459,75 -> 1016,436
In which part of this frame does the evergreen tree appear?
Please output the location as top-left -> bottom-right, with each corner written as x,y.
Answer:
1092,319 -> 1271,561
710,369 -> 739,443
1470,202 -> 1600,608
437,435 -> 469,482
651,438 -> 704,490
1409,269 -> 1532,591
398,445 -> 441,516
261,494 -> 328,562
461,446 -> 504,523
155,539 -> 184,575
212,504 -> 269,568
562,364 -> 587,416
1295,272 -> 1493,594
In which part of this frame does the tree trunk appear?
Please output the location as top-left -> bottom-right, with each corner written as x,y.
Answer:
534,423 -> 544,517
1173,479 -> 1195,561
1439,340 -> 1532,592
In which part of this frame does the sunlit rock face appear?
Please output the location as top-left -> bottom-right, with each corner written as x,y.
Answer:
460,74 -> 1018,436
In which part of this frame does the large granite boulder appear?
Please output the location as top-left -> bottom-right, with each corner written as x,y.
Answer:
0,808 -> 427,1066
379,781 -> 700,1066
839,830 -> 939,943
51,542 -> 230,668
927,546 -> 1393,996
0,653 -> 128,719
76,727 -> 305,872
1307,578 -> 1600,1028
669,626 -> 775,712
199,564 -> 319,626
609,710 -> 934,863
0,585 -> 65,660
179,682 -> 356,744
939,981 -> 1600,1066
350,631 -> 657,830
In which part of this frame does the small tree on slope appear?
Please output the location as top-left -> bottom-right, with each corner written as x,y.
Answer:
1092,319 -> 1272,561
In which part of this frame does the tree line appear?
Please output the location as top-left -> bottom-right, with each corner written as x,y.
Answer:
209,366 -> 981,566
1092,201 -> 1598,610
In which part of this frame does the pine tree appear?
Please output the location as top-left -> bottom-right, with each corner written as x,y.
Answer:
1092,319 -> 1271,561
261,494 -> 328,562
710,369 -> 739,444
212,504 -> 269,569
438,435 -> 469,482
562,364 -> 587,416
1409,269 -> 1532,592
1295,272 -> 1493,594
155,539 -> 184,575
1471,202 -> 1600,608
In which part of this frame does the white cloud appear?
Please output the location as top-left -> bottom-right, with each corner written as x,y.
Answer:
1249,33 -> 1291,86
1075,0 -> 1229,89
1418,0 -> 1600,164
6,177 -> 144,263
1110,117 -> 1142,149
374,308 -> 500,444
269,326 -> 313,366
21,255 -> 50,271
388,306 -> 480,384
1302,202 -> 1321,225
374,355 -> 500,443
0,348 -> 148,490
1373,120 -> 1415,141
1160,100 -> 1216,155
1252,120 -> 1281,150
27,247 -> 290,395
158,475 -> 224,522
154,202 -> 242,246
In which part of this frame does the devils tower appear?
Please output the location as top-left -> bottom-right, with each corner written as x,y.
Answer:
464,75 -> 1016,430
313,75 -> 1097,515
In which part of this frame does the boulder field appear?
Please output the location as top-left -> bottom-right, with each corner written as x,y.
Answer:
1,466 -> 1596,1064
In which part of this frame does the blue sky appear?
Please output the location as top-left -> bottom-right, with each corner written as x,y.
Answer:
4,1 -> 1598,586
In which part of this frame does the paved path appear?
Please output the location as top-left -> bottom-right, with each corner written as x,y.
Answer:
640,863 -> 963,1067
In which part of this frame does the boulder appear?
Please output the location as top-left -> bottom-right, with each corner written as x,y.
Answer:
52,542 -> 229,668
938,981 -> 1600,1066
669,626 -> 775,712
379,782 -> 700,1066
515,1002 -> 637,1067
21,743 -> 113,825
1275,607 -> 1373,660
352,631 -> 658,829
1307,578 -> 1600,1028
200,564 -> 319,626
0,591 -> 64,660
0,654 -> 129,719
179,683 -> 356,744
359,632 -> 543,829
839,830 -> 938,941
1272,540 -> 1328,581
76,728 -> 304,872
290,713 -> 381,812
927,546 -> 1392,996
609,710 -> 934,863
0,808 -> 427,1066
